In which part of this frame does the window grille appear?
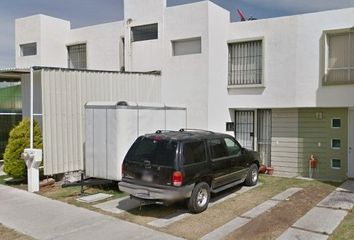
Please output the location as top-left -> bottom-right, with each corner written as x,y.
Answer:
228,40 -> 263,85
67,44 -> 87,69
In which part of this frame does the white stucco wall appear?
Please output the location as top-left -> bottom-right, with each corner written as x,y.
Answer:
15,2 -> 354,132
207,7 -> 354,133
124,0 -> 165,72
161,2 -> 213,128
69,22 -> 124,71
16,15 -> 124,71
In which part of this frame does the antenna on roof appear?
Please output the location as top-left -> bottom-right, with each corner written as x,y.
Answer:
237,9 -> 257,21
237,9 -> 246,21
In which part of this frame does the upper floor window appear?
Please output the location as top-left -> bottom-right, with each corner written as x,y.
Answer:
325,31 -> 354,85
228,40 -> 263,86
172,37 -> 201,56
67,44 -> 87,69
131,23 -> 158,42
20,43 -> 37,56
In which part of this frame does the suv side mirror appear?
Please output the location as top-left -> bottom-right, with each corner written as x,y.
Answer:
241,148 -> 246,154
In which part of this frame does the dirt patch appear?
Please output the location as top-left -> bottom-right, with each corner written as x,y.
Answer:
0,224 -> 33,240
155,177 -> 337,240
161,183 -> 280,239
224,185 -> 334,240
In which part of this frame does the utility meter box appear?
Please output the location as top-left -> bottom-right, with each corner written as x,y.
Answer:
85,101 -> 187,181
22,148 -> 42,192
23,148 -> 42,169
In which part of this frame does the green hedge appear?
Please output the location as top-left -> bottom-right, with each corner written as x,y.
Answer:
3,118 -> 43,179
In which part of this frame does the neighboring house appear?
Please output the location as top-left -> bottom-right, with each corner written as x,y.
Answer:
10,0 -> 354,181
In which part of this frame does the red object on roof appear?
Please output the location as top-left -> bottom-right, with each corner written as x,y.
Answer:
237,9 -> 246,21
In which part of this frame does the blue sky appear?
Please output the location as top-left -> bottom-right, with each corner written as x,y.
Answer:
1,0 -> 354,68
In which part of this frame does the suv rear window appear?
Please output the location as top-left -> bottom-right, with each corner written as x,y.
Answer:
125,136 -> 177,166
182,141 -> 206,165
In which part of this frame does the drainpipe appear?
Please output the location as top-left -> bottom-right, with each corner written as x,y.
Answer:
30,67 -> 33,149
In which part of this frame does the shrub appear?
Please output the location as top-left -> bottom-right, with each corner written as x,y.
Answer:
3,118 -> 43,179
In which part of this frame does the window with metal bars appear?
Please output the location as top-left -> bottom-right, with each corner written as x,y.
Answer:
228,40 -> 263,86
131,23 -> 158,42
67,44 -> 87,69
325,31 -> 354,85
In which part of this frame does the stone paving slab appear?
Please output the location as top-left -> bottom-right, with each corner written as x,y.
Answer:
277,228 -> 328,240
293,207 -> 347,235
200,217 -> 250,240
77,193 -> 113,203
93,196 -> 141,214
271,187 -> 303,201
241,200 -> 279,219
317,191 -> 354,210
200,187 -> 300,240
336,180 -> 354,193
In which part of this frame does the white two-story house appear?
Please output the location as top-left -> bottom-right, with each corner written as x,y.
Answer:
14,0 -> 354,181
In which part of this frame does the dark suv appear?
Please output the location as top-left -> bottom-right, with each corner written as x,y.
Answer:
119,129 -> 260,213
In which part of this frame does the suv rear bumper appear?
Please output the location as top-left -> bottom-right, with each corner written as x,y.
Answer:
119,181 -> 195,201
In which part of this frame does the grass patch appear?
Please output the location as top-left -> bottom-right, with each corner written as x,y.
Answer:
0,174 -> 27,190
0,224 -> 33,240
330,209 -> 354,240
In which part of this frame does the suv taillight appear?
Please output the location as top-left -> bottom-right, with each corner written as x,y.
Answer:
122,163 -> 127,177
172,171 -> 183,187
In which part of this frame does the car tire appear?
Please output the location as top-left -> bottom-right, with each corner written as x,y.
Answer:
244,164 -> 259,186
187,182 -> 210,213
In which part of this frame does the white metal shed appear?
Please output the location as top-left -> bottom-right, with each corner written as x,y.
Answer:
84,101 -> 187,181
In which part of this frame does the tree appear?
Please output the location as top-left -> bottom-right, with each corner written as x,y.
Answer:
3,118 -> 43,179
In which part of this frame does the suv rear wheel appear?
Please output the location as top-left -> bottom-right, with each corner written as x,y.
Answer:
187,182 -> 210,213
244,164 -> 259,186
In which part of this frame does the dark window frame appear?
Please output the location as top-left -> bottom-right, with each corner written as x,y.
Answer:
331,118 -> 341,128
331,159 -> 341,169
20,42 -> 37,56
131,23 -> 158,42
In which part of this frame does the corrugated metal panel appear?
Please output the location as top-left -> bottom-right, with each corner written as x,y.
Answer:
38,68 -> 161,175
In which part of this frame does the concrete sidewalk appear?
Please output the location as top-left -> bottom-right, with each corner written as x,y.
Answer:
0,184 -> 182,240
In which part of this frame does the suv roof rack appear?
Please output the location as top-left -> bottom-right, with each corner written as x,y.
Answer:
155,130 -> 179,134
179,128 -> 215,134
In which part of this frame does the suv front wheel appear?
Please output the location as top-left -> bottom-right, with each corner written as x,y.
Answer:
187,182 -> 210,213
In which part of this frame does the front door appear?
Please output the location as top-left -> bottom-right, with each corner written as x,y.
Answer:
348,110 -> 354,178
235,109 -> 272,166
235,111 -> 255,150
257,109 -> 272,166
